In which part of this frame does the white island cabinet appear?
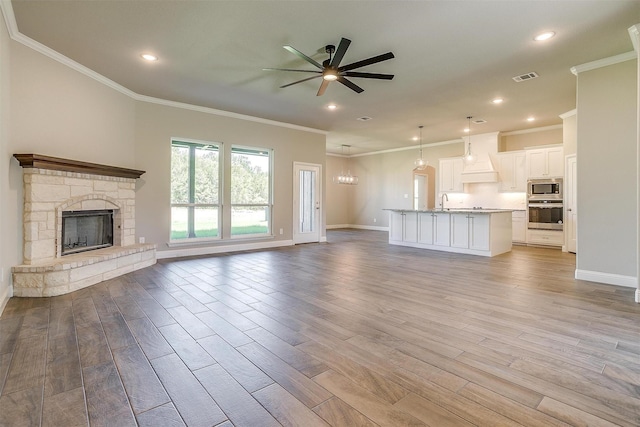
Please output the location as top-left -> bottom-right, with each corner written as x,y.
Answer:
386,209 -> 512,257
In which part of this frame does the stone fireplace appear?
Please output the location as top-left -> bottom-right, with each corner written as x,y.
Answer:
12,154 -> 156,297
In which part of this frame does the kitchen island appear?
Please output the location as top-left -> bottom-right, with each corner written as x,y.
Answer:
386,209 -> 513,257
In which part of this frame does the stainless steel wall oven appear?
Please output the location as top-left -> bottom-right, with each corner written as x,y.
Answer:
527,179 -> 563,230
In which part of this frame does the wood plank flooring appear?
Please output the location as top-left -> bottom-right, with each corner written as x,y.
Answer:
1,229 -> 639,426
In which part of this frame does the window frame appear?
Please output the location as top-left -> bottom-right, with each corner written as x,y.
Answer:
170,138 -> 222,243
230,145 -> 274,239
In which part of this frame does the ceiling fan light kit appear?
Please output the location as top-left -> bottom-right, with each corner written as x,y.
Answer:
264,37 -> 395,96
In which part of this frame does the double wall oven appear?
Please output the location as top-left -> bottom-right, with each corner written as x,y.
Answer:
527,179 -> 563,230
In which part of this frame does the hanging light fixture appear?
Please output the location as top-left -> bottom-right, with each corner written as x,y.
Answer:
463,116 -> 476,164
414,125 -> 427,170
333,145 -> 359,185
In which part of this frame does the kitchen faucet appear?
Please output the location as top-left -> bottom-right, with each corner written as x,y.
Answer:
440,193 -> 448,211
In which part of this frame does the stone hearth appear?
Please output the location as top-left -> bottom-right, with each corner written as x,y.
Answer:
12,154 -> 156,297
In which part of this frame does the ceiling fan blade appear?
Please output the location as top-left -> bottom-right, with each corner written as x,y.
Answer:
343,71 -> 394,80
339,52 -> 395,72
280,75 -> 322,89
316,80 -> 331,96
283,45 -> 323,69
330,38 -> 351,67
337,76 -> 364,93
263,68 -> 322,74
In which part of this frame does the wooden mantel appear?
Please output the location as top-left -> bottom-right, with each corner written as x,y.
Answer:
13,154 -> 145,179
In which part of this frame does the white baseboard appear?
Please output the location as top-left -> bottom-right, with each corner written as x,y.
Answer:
157,239 -> 294,259
327,224 -> 389,232
575,269 -> 638,289
0,283 -> 12,316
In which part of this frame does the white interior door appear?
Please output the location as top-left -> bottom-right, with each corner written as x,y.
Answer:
566,155 -> 577,253
293,163 -> 321,244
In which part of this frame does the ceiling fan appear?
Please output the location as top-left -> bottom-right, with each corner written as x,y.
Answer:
264,37 -> 395,96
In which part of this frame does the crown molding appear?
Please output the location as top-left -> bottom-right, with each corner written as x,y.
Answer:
559,109 -> 576,120
629,25 -> 639,54
0,1 -> 326,136
570,51 -> 636,76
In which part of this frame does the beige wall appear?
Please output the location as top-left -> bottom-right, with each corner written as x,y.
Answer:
500,127 -> 563,152
576,58 -> 637,280
325,155 -> 350,226
1,13 -> 13,310
562,112 -> 577,156
134,102 -> 326,252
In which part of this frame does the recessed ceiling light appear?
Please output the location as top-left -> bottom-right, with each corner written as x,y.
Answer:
327,104 -> 337,110
141,53 -> 158,61
492,98 -> 504,104
463,128 -> 470,133
527,116 -> 535,122
534,31 -> 555,42
412,136 -> 419,141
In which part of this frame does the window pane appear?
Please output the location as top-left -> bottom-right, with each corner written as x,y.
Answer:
231,148 -> 270,204
171,145 -> 190,204
231,206 -> 269,236
170,206 -> 188,240
194,146 -> 219,204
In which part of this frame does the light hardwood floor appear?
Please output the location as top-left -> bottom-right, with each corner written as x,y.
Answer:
1,229 -> 639,426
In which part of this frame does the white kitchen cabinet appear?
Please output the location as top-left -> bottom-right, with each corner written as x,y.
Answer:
526,146 -> 564,178
527,229 -> 563,246
418,212 -> 434,244
420,212 -> 450,246
439,158 -> 464,193
451,213 -> 490,250
497,151 -> 527,192
389,211 -> 417,243
433,213 -> 451,246
469,214 -> 490,250
511,211 -> 526,243
450,213 -> 470,248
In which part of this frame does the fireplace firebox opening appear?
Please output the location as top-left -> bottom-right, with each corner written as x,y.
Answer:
61,209 -> 114,256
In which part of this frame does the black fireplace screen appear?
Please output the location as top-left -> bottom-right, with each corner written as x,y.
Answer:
61,209 -> 114,256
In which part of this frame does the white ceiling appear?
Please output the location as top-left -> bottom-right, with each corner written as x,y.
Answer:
9,1 -> 640,154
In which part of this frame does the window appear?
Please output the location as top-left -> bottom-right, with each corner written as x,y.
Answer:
230,146 -> 272,237
170,140 -> 220,240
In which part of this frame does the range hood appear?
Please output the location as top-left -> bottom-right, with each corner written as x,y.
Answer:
460,132 -> 499,183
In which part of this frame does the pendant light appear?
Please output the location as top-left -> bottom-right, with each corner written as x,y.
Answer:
463,116 -> 476,164
333,145 -> 359,185
414,125 -> 427,170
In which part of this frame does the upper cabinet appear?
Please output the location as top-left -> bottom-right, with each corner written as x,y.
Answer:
496,151 -> 526,192
526,146 -> 564,178
438,158 -> 464,193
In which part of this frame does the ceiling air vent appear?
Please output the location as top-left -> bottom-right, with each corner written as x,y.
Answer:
357,116 -> 372,121
512,72 -> 539,82
472,119 -> 487,124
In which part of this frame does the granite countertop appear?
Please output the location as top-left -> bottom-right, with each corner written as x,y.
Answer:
384,208 -> 515,214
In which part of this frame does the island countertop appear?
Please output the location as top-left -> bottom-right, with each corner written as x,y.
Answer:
384,208 -> 514,214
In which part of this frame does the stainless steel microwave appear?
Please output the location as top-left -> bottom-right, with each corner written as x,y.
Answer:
528,179 -> 562,201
